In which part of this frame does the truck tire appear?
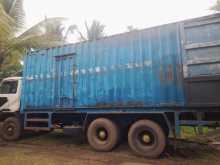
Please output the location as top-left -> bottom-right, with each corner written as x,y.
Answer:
128,119 -> 166,158
1,117 -> 22,141
87,118 -> 119,152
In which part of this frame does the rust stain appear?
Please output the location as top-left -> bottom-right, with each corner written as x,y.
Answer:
159,66 -> 165,82
159,65 -> 175,82
166,64 -> 174,81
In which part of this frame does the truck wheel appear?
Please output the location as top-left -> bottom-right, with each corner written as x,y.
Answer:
2,117 -> 22,141
87,118 -> 119,152
128,119 -> 166,158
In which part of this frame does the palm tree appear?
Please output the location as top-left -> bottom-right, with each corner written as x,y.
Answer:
77,20 -> 105,41
0,0 -> 75,78
0,0 -> 25,33
211,0 -> 220,11
0,0 -> 17,70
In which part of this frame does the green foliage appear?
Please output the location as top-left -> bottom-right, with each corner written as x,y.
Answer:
0,0 -> 103,79
211,0 -> 220,11
17,17 -> 69,48
85,20 -> 105,40
0,1 -> 74,79
77,20 -> 105,41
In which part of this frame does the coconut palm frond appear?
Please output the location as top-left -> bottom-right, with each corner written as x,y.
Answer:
79,20 -> 105,41
9,0 -> 25,27
211,0 -> 220,11
20,17 -> 67,38
0,3 -> 15,39
63,24 -> 77,40
0,0 -> 72,77
1,0 -> 25,29
11,33 -> 64,51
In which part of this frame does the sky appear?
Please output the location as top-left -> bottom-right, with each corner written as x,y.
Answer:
24,0 -> 216,38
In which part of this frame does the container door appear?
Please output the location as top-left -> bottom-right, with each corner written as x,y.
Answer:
181,14 -> 220,106
55,54 -> 76,108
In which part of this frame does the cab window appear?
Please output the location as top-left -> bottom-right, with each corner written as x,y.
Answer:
0,81 -> 18,94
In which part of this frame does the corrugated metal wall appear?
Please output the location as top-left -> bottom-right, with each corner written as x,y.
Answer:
21,22 -> 185,111
182,14 -> 220,77
181,13 -> 220,106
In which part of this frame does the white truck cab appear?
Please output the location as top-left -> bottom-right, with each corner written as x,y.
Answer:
0,77 -> 22,112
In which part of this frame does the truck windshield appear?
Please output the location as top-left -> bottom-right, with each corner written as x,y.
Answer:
0,81 -> 18,94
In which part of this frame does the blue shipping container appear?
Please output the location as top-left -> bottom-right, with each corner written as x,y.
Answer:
21,13 -> 220,111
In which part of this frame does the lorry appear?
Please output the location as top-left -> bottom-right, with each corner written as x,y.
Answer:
1,13 -> 220,158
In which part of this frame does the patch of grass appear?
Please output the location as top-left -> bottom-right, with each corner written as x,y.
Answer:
181,126 -> 211,139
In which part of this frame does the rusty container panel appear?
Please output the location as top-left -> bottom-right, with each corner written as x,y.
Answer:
21,22 -> 185,111
181,13 -> 220,106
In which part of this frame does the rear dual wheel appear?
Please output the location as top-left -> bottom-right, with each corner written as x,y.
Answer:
128,120 -> 166,158
87,118 -> 120,151
86,118 -> 166,158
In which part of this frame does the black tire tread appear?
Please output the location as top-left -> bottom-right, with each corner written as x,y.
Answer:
1,117 -> 21,141
128,119 -> 166,158
87,118 -> 119,152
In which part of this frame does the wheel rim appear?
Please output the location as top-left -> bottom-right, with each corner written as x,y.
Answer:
5,122 -> 16,136
96,128 -> 108,141
138,130 -> 155,146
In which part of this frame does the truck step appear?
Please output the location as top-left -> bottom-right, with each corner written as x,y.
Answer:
26,119 -> 49,123
24,127 -> 51,131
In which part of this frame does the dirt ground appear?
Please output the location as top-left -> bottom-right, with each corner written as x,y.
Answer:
0,131 -> 220,165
